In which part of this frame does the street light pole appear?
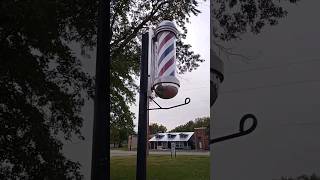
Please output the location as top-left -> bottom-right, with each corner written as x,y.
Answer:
91,0 -> 110,179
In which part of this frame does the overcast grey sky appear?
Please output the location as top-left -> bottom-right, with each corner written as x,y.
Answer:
212,1 -> 320,180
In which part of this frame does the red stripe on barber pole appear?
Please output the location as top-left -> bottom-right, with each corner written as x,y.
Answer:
158,57 -> 174,76
158,33 -> 174,54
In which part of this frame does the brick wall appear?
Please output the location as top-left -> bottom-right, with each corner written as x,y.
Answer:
194,127 -> 209,150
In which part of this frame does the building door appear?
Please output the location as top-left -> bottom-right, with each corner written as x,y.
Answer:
197,137 -> 202,150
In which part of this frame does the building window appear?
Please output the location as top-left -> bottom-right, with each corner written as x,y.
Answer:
175,141 -> 184,149
168,134 -> 176,139
156,134 -> 164,139
179,133 -> 188,138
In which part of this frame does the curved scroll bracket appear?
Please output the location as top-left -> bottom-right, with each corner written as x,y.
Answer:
210,114 -> 257,144
148,97 -> 191,111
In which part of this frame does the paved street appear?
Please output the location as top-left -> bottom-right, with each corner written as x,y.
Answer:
110,149 -> 209,157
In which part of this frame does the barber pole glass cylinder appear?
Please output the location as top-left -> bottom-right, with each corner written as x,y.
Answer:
153,20 -> 180,99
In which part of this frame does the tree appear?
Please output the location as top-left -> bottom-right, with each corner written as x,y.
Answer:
170,117 -> 209,133
149,123 -> 167,134
110,113 -> 135,147
110,127 -> 120,148
212,0 -> 300,59
0,0 -> 96,179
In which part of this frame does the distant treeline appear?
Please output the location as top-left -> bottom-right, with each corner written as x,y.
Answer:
170,117 -> 209,134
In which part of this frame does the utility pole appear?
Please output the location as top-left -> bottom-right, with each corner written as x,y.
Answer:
91,0 -> 110,179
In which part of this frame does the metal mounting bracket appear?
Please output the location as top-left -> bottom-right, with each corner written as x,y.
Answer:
210,114 -> 257,144
147,97 -> 191,110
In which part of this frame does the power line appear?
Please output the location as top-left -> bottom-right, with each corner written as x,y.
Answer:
221,79 -> 320,94
180,77 -> 210,83
182,86 -> 209,92
177,59 -> 320,94
228,58 -> 320,75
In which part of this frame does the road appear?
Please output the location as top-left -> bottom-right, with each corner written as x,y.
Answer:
110,150 -> 209,157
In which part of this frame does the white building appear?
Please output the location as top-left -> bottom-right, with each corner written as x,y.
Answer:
148,132 -> 194,150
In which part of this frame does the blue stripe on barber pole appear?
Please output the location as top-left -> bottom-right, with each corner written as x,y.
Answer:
158,57 -> 174,76
158,43 -> 174,66
158,33 -> 174,53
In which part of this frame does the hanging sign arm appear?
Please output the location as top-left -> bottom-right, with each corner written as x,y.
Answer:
210,114 -> 258,144
148,97 -> 191,110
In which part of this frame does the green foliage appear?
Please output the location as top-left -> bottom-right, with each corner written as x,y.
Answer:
0,0 -> 96,179
170,117 -> 209,134
110,112 -> 135,147
149,123 -> 167,134
213,0 -> 300,41
111,0 -> 206,73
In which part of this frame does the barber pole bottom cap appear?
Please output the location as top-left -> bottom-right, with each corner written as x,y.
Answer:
153,76 -> 180,99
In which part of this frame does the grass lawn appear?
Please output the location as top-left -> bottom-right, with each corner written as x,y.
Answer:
111,155 -> 209,180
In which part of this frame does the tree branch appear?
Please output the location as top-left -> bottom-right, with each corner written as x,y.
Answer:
110,2 -> 123,32
111,0 -> 170,58
213,39 -> 252,63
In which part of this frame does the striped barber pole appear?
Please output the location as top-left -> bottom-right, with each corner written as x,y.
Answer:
156,31 -> 176,78
152,20 -> 180,99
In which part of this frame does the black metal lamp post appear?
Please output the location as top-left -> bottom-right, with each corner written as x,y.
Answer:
91,0 -> 110,179
136,32 -> 149,180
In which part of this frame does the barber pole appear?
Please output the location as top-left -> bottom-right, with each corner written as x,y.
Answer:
157,31 -> 176,77
153,20 -> 180,99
